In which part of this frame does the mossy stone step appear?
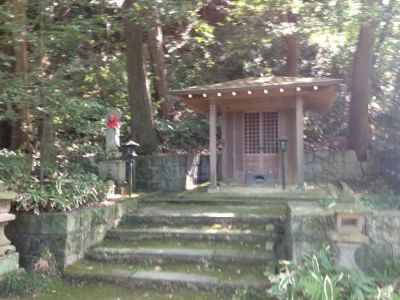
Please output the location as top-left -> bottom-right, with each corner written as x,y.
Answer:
95,238 -> 274,253
139,203 -> 286,216
87,244 -> 274,266
121,212 -> 283,227
65,261 -> 270,280
139,197 -> 290,207
106,226 -> 276,242
65,261 -> 271,295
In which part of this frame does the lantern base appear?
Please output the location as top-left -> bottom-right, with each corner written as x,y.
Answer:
0,252 -> 19,280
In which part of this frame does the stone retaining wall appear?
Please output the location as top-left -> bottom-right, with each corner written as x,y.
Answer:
285,202 -> 400,273
304,150 -> 365,182
356,211 -> 400,273
5,198 -> 138,271
135,154 -> 222,191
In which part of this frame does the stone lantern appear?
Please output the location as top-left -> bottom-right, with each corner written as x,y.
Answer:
0,191 -> 19,278
328,183 -> 371,269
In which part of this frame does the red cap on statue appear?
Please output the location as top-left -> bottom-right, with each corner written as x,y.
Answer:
106,114 -> 119,128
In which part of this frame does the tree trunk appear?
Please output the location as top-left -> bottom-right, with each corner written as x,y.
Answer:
284,11 -> 299,77
38,1 -> 56,181
349,21 -> 377,161
11,0 -> 33,152
147,25 -> 173,120
123,0 -> 158,154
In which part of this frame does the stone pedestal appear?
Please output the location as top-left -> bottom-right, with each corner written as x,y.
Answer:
329,231 -> 369,269
329,202 -> 371,270
98,160 -> 126,186
0,191 -> 19,279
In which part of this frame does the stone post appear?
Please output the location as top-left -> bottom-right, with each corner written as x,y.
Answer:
328,184 -> 371,270
0,191 -> 19,278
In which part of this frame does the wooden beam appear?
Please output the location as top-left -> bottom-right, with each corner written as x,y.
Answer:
209,98 -> 218,192
295,94 -> 304,185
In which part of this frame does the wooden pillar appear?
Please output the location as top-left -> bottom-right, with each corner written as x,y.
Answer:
209,99 -> 218,192
295,94 -> 304,185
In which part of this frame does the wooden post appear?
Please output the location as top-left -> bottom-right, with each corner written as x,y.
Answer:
295,94 -> 304,185
209,99 -> 218,192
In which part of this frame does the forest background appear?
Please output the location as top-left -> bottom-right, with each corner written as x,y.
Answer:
0,0 -> 399,211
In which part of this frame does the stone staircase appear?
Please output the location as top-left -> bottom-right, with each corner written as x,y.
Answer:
65,197 -> 287,298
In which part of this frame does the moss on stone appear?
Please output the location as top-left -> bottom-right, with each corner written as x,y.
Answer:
97,238 -> 270,254
66,261 -> 268,282
15,281 -> 224,300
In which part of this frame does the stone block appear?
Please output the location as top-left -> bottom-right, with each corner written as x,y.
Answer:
98,160 -> 126,185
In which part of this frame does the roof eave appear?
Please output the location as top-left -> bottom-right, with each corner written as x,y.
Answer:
170,79 -> 343,96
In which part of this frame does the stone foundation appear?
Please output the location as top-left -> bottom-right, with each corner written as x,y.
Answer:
131,151 -> 374,192
5,197 -> 138,271
0,252 -> 19,279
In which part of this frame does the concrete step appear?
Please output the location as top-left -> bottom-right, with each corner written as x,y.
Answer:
106,226 -> 276,242
87,241 -> 274,266
65,261 -> 272,295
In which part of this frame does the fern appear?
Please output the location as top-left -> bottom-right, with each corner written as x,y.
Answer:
269,246 -> 389,300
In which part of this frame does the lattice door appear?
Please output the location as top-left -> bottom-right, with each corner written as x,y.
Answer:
244,112 -> 278,154
262,112 -> 278,153
244,112 -> 260,154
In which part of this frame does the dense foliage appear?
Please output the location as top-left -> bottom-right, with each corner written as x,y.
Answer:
0,0 -> 400,209
0,0 -> 399,154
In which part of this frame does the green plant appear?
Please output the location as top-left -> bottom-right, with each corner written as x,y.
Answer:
269,247 -> 385,300
14,172 -> 108,213
0,271 -> 54,297
0,149 -> 108,213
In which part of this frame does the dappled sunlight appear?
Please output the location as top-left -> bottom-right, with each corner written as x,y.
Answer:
191,212 -> 236,218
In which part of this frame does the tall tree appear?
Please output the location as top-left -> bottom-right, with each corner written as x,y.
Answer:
349,15 -> 378,160
37,0 -> 56,180
147,24 -> 172,120
284,10 -> 300,77
123,0 -> 158,153
11,0 -> 33,151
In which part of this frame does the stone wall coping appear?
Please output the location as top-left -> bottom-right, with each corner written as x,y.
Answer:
14,196 -> 144,217
287,202 -> 334,216
370,210 -> 400,217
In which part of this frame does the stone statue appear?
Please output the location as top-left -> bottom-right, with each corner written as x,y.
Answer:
106,109 -> 122,159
